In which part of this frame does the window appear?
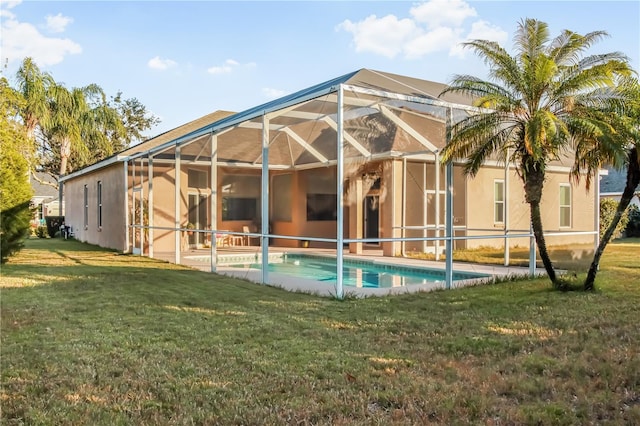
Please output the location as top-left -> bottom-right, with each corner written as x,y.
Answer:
307,194 -> 337,221
221,174 -> 260,221
306,170 -> 336,221
83,184 -> 88,229
188,169 -> 208,189
222,198 -> 257,221
494,180 -> 505,224
97,181 -> 102,229
560,184 -> 571,227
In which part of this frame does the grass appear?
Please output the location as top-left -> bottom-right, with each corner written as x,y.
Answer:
1,238 -> 639,424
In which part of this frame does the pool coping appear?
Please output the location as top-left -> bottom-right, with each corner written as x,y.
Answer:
184,250 -> 540,298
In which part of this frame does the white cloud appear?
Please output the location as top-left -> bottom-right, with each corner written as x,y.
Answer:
410,0 -> 476,29
404,26 -> 462,58
207,58 -> 253,75
450,20 -> 509,58
337,15 -> 419,58
337,0 -> 506,61
466,20 -> 508,43
45,13 -> 73,33
0,2 -> 80,66
148,56 -> 177,70
0,0 -> 18,19
262,87 -> 287,99
1,17 -> 81,66
0,8 -> 16,19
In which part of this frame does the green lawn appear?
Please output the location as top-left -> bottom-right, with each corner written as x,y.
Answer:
2,238 -> 639,425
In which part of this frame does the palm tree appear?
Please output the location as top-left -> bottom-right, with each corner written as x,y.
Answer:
580,78 -> 640,290
440,19 -> 632,289
15,57 -> 53,142
14,57 -> 55,185
45,83 -> 90,176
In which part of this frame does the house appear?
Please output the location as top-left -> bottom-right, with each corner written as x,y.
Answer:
60,69 -> 597,267
600,167 -> 640,209
30,171 -> 63,225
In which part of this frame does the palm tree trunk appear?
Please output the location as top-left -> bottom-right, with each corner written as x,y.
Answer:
585,147 -> 640,290
59,137 -> 71,176
530,199 -> 557,285
523,165 -> 558,287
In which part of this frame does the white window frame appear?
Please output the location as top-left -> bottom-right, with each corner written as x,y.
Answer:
83,184 -> 89,229
559,184 -> 572,228
494,179 -> 505,224
97,180 -> 102,230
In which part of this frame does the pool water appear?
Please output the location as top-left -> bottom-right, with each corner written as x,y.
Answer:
228,254 -> 488,288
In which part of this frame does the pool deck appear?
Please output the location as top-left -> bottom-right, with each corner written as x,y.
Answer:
153,246 -> 540,298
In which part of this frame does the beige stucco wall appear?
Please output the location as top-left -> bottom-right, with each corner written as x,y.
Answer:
64,163 -> 125,250
64,157 -> 596,257
466,166 -> 596,249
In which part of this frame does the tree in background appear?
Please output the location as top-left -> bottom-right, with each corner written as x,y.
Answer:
0,77 -> 33,263
440,19 -> 633,290
11,57 -> 159,185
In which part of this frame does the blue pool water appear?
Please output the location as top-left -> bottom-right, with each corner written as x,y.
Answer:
228,254 -> 488,288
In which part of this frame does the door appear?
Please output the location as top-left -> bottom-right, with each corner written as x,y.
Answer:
188,194 -> 208,247
363,195 -> 380,245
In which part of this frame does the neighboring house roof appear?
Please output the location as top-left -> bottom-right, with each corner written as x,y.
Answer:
600,167 -> 629,194
30,171 -> 59,199
61,68 -> 478,183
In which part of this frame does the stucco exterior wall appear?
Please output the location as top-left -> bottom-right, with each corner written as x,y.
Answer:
466,166 -> 596,249
64,163 -> 125,250
65,157 -> 597,258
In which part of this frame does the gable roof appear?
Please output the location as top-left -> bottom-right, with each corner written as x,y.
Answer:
120,109 -> 236,157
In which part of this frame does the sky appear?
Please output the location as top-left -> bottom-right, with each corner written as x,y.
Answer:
2,0 -> 639,138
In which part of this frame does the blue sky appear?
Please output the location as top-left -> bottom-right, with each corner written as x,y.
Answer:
2,0 -> 639,137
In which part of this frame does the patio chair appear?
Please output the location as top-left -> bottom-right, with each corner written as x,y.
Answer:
243,225 -> 260,246
216,232 -> 231,247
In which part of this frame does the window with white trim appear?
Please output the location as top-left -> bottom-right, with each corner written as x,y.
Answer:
83,184 -> 89,229
559,184 -> 571,227
97,181 -> 102,229
494,180 -> 505,224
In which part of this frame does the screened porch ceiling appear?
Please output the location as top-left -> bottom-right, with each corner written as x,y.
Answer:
130,69 -> 477,170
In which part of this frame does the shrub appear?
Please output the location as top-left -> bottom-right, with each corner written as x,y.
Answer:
0,79 -> 33,263
625,204 -> 640,237
36,225 -> 48,238
599,198 -> 630,239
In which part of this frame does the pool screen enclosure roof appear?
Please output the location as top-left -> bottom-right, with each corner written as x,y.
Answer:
124,68 -> 477,168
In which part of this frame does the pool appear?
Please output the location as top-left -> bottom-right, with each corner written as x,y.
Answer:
223,254 -> 489,288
